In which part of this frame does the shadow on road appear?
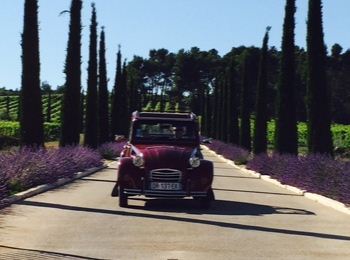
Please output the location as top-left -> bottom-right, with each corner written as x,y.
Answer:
127,198 -> 313,216
0,245 -> 105,260
213,188 -> 301,197
14,199 -> 350,241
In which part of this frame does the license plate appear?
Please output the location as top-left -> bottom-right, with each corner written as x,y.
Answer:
150,182 -> 182,191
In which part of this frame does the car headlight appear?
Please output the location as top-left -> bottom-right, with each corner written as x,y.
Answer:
133,155 -> 144,167
189,157 -> 200,168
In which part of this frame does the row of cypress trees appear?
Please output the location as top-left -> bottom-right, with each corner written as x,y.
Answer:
274,0 -> 332,156
19,0 -> 333,156
209,0 -> 332,156
19,0 -> 128,149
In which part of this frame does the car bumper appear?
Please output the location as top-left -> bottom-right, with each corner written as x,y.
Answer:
123,188 -> 208,198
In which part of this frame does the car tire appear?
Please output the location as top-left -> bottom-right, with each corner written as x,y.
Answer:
111,184 -> 119,197
119,187 -> 128,207
198,188 -> 215,209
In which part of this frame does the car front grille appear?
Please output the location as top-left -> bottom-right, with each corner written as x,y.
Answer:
149,168 -> 182,182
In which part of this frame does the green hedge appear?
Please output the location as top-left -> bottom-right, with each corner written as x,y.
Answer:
0,121 -> 60,141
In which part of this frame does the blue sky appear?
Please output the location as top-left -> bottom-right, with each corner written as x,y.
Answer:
0,0 -> 349,91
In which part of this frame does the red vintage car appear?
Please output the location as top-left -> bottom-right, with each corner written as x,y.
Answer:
111,111 -> 214,208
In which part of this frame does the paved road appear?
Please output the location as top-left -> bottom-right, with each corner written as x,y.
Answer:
0,150 -> 350,260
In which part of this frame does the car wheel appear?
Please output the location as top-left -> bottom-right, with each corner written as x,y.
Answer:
198,188 -> 215,209
111,184 -> 119,197
119,187 -> 128,207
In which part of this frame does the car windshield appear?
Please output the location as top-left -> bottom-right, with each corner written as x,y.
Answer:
132,120 -> 197,143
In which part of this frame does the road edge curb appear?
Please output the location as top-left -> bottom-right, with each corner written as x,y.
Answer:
1,163 -> 111,208
201,145 -> 350,215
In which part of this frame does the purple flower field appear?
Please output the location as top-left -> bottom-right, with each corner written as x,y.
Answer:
0,146 -> 103,202
98,141 -> 126,160
247,153 -> 350,205
206,139 -> 250,164
205,139 -> 350,206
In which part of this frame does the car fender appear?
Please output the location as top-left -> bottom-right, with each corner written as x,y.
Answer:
118,157 -> 144,189
189,159 -> 214,191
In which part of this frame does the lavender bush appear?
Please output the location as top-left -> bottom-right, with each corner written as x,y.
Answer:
205,138 -> 350,205
247,153 -> 350,205
0,153 -> 10,203
206,139 -> 250,164
98,141 -> 126,159
0,146 -> 103,201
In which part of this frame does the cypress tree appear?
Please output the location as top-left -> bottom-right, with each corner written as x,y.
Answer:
128,71 -> 140,113
60,0 -> 82,146
128,73 -> 135,114
20,0 -> 44,147
239,51 -> 251,151
121,60 -> 130,133
110,47 -> 122,140
306,0 -> 333,155
84,4 -> 98,148
98,27 -> 110,144
215,74 -> 223,140
220,77 -> 228,142
213,78 -> 220,140
253,27 -> 270,155
227,57 -> 239,144
275,0 -> 297,155
203,88 -> 210,136
111,48 -> 129,137
79,90 -> 85,133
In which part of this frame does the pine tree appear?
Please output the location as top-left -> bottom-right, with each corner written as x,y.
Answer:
98,27 -> 110,144
84,4 -> 98,148
306,0 -> 333,155
253,27 -> 270,155
275,0 -> 298,155
60,0 -> 82,146
20,0 -> 44,147
239,51 -> 251,151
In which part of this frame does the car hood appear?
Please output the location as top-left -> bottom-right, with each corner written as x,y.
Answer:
140,145 -> 193,171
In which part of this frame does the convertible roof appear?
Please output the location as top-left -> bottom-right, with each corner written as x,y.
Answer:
132,111 -> 197,121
